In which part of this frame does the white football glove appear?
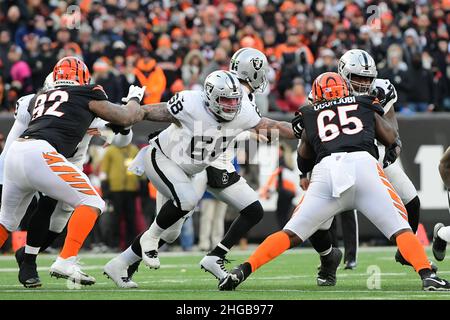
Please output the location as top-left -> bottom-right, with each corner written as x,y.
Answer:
122,85 -> 146,104
371,79 -> 398,113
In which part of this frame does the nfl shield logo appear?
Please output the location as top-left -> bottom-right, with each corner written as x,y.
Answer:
222,172 -> 229,184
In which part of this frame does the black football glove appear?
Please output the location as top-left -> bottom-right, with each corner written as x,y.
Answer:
105,123 -> 131,135
383,138 -> 402,168
291,111 -> 304,139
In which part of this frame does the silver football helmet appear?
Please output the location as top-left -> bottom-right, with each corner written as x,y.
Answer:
338,49 -> 377,95
229,47 -> 268,92
204,70 -> 243,122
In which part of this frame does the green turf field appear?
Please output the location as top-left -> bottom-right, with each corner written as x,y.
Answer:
1,246 -> 450,300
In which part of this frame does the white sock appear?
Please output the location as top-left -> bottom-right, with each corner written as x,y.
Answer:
119,246 -> 141,266
148,222 -> 165,239
319,246 -> 332,256
25,245 -> 40,255
438,226 -> 450,242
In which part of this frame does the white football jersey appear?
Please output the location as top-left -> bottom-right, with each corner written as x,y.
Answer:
154,90 -> 261,175
0,94 -> 34,184
209,86 -> 262,171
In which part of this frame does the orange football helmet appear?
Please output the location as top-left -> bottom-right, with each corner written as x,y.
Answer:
53,56 -> 90,86
311,72 -> 350,102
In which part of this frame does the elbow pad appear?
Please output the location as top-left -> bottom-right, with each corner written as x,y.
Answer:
297,155 -> 315,175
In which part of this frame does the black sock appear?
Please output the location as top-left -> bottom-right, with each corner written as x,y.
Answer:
131,232 -> 145,256
419,268 -> 434,279
309,230 -> 333,254
220,201 -> 264,250
405,196 -> 420,233
155,200 -> 189,229
26,195 -> 58,248
23,252 -> 37,264
40,231 -> 61,252
209,246 -> 228,258
130,232 -> 168,256
242,262 -> 252,280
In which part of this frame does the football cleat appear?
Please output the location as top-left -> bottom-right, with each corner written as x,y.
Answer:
218,264 -> 246,291
395,249 -> 438,272
49,256 -> 96,285
344,260 -> 357,270
15,246 -> 25,267
317,248 -> 343,286
104,257 -> 138,289
18,261 -> 41,288
140,233 -> 160,269
422,274 -> 450,291
200,255 -> 230,281
433,223 -> 447,261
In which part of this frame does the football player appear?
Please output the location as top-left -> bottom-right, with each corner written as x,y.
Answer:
219,72 -> 450,292
0,56 -> 163,285
432,147 -> 450,261
3,74 -> 134,287
301,49 -> 428,285
104,66 -> 296,288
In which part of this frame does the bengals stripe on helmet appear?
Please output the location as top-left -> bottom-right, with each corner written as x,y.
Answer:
53,56 -> 91,85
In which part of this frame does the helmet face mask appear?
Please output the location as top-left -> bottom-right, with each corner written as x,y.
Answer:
338,49 -> 377,96
347,73 -> 375,95
229,48 -> 268,93
204,70 -> 243,122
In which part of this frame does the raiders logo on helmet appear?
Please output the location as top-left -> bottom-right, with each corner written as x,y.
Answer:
251,58 -> 263,70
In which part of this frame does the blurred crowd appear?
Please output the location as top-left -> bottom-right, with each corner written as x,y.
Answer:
0,0 -> 450,115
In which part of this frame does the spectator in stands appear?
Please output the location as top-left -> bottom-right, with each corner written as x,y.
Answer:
7,45 -> 32,95
0,0 -> 448,113
284,77 -> 307,112
378,45 -> 410,112
181,49 -> 206,90
155,34 -> 180,98
403,52 -> 435,113
199,47 -> 229,84
92,59 -> 122,103
134,52 -> 166,104
100,143 -> 140,250
312,48 -> 337,79
402,28 -> 423,67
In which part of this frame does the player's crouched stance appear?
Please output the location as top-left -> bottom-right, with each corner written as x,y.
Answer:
219,73 -> 450,292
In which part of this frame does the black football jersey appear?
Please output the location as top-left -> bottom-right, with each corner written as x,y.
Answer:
300,95 -> 384,163
21,84 -> 108,157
